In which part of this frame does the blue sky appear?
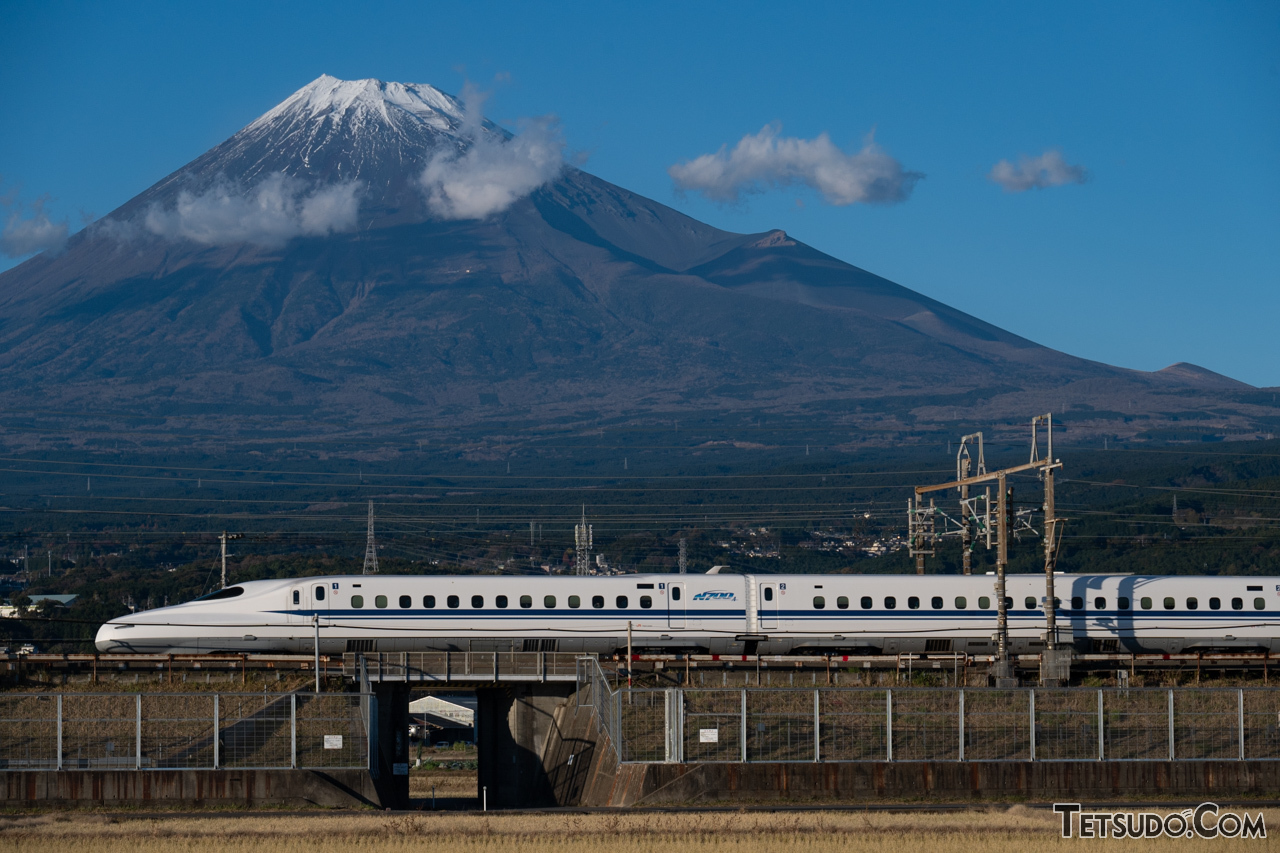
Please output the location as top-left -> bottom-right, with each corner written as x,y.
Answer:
1,1 -> 1277,385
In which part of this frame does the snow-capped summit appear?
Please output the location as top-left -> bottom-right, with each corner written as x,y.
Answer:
137,75 -> 500,210
250,75 -> 469,133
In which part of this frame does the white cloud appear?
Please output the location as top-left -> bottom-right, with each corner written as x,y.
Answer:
0,193 -> 69,258
988,149 -> 1088,192
668,123 -> 922,206
143,174 -> 362,247
418,84 -> 566,220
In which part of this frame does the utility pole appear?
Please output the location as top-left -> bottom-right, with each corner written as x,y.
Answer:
1033,414 -> 1068,684
678,537 -> 688,574
994,472 -> 1009,681
219,532 -> 243,588
363,501 -> 379,575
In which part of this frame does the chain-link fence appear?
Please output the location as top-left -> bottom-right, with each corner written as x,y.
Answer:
575,669 -> 1280,765
0,692 -> 368,770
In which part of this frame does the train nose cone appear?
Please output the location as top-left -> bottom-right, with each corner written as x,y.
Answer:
95,621 -> 127,653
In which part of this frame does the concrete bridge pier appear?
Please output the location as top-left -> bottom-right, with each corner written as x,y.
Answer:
369,682 -> 411,809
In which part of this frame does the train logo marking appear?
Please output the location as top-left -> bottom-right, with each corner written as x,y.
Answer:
693,591 -> 736,601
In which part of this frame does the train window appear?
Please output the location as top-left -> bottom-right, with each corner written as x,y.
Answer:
520,595 -> 533,609
861,596 -> 873,609
640,596 -> 652,609
1004,597 -> 1014,611
1094,597 -> 1105,610
375,595 -> 388,609
292,590 -> 300,605
198,586 -> 245,601
1071,597 -> 1083,610
544,595 -> 556,608
471,595 -> 484,608
1118,597 -> 1130,610
931,597 -> 943,610
315,586 -> 326,602
837,596 -> 849,610
423,595 -> 435,608
447,595 -> 460,609
617,595 -> 628,608
885,597 -> 897,610
1186,597 -> 1198,610
1053,598 -> 1061,610
569,595 -> 581,609
1232,597 -> 1243,610
908,596 -> 920,610
813,596 -> 826,609
1141,597 -> 1152,610
496,595 -> 508,609
399,595 -> 412,609
978,597 -> 990,609
351,595 -> 364,608
1025,596 -> 1036,610
1209,597 -> 1221,611
1163,597 -> 1175,610
955,596 -> 967,609
672,587 -> 681,601
592,595 -> 605,609
1255,598 -> 1266,611
764,588 -> 774,601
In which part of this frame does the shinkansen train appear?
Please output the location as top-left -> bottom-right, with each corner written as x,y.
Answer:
94,572 -> 1280,656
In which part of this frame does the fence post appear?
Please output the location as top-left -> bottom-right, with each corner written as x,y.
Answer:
664,689 -> 673,763
213,694 -> 220,769
135,694 -> 142,769
1168,689 -> 1175,761
958,689 -> 965,762
614,684 -> 622,762
813,689 -> 820,763
677,689 -> 684,763
741,689 -> 748,763
1239,688 -> 1245,761
886,689 -> 893,762
56,694 -> 62,771
1028,689 -> 1036,762
1097,689 -> 1105,760
290,693 -> 298,769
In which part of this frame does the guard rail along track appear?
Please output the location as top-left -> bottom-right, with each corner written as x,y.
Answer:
576,657 -> 1280,764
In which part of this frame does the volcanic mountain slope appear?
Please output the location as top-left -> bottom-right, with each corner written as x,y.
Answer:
0,75 -> 1271,448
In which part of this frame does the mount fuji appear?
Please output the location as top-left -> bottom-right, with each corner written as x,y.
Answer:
0,75 -> 1268,450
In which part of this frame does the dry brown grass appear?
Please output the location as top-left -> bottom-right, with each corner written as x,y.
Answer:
409,769 -> 477,796
0,807 -> 1272,851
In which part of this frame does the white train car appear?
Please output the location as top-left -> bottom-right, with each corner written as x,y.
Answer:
94,572 -> 1280,656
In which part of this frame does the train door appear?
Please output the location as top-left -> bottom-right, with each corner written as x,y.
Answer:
759,583 -> 778,630
668,582 -> 686,629
290,582 -> 331,625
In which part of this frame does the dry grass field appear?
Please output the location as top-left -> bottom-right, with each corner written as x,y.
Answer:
0,808 -> 1273,852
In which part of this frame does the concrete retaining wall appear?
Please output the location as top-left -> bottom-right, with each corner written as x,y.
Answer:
0,769 -> 383,808
592,761 -> 1280,807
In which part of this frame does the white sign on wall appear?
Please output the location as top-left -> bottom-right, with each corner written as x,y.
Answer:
699,728 -> 719,743
323,735 -> 343,749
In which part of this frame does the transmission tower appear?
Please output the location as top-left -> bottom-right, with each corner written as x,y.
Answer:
574,507 -> 593,576
363,501 -> 379,574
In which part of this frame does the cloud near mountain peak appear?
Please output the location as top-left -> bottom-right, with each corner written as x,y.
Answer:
668,124 -> 923,206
